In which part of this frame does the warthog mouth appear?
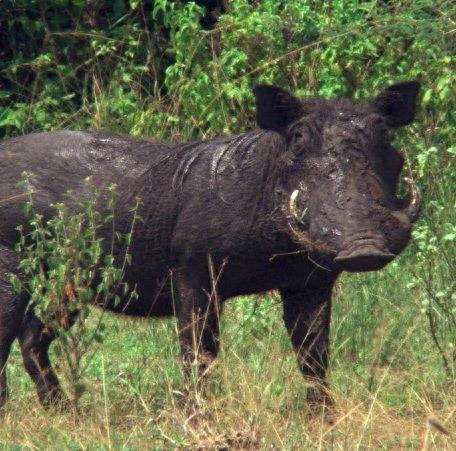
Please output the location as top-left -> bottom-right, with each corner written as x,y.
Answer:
334,244 -> 395,272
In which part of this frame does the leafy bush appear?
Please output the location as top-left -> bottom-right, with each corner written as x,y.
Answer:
10,174 -> 140,409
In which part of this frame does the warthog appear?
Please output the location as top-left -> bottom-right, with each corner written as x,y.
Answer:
0,81 -> 420,408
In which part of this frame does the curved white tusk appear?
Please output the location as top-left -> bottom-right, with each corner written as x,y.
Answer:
403,177 -> 421,223
289,189 -> 300,219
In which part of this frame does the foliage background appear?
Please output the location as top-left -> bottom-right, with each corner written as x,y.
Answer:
0,0 -> 455,448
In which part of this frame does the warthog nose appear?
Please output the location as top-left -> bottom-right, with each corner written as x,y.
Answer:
334,245 -> 395,272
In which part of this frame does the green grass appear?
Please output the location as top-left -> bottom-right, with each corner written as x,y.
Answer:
0,253 -> 454,449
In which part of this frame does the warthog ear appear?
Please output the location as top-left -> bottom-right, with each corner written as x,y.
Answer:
373,81 -> 421,127
254,85 -> 303,133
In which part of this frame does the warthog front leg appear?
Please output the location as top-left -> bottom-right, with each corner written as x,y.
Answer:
174,269 -> 221,391
280,283 -> 334,407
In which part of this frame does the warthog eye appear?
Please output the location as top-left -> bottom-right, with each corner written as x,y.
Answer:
288,123 -> 313,154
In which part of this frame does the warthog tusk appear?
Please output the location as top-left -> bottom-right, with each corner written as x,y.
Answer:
289,189 -> 300,219
403,177 -> 421,223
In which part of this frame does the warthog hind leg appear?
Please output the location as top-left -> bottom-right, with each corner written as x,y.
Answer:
0,247 -> 30,409
17,310 -> 72,407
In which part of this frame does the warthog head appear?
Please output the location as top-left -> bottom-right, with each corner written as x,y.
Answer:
255,82 -> 421,272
